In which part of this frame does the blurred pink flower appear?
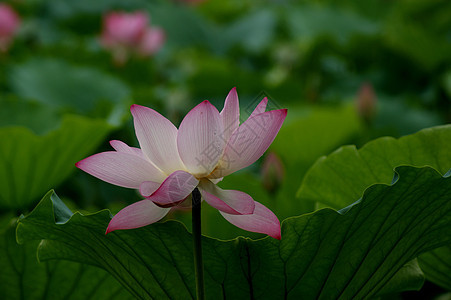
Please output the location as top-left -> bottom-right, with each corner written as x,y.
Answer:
137,27 -> 165,56
100,11 -> 165,64
0,3 -> 20,52
261,152 -> 285,194
77,88 -> 287,239
356,82 -> 377,123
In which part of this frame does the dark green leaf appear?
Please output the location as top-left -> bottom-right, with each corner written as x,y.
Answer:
17,166 -> 451,299
0,217 -> 132,300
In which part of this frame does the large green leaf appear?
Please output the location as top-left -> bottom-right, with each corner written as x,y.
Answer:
17,166 -> 451,298
298,125 -> 451,208
0,217 -> 132,299
0,116 -> 112,211
297,125 -> 451,291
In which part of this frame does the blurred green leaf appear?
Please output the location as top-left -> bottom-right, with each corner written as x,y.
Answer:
222,9 -> 276,53
270,104 -> 361,218
418,245 -> 451,291
17,166 -> 451,298
287,5 -> 379,45
9,58 -> 130,121
272,104 -> 361,168
374,97 -> 442,136
0,217 -> 132,299
0,96 -> 60,135
298,125 -> 451,208
383,0 -> 451,70
443,70 -> 451,98
0,115 -> 112,211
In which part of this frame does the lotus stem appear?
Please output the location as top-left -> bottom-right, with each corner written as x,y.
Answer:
192,188 -> 205,300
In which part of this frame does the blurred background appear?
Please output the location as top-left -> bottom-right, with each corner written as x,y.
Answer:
0,0 -> 450,297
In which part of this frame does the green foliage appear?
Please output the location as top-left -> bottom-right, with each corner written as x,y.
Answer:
287,5 -> 379,45
418,246 -> 451,291
265,104 -> 361,217
384,0 -> 451,70
0,116 -> 112,211
1,0 -> 449,297
9,58 -> 130,121
298,125 -> 451,208
17,166 -> 451,298
0,96 -> 60,135
0,217 -> 131,299
297,125 -> 451,293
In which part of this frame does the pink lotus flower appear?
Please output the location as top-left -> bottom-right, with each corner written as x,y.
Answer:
100,11 -> 165,64
76,88 -> 286,239
0,4 -> 20,52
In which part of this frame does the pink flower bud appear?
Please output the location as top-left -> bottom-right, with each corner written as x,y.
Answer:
100,11 -> 165,64
101,12 -> 147,48
261,152 -> 285,194
356,82 -> 377,123
0,4 -> 20,52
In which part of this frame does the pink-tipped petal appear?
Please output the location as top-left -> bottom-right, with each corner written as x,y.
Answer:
106,199 -> 170,233
145,170 -> 199,206
198,180 -> 255,215
131,104 -> 185,174
76,152 -> 165,189
210,109 -> 287,178
249,97 -> 268,119
177,100 -> 225,176
220,88 -> 240,143
220,201 -> 281,239
110,140 -> 145,158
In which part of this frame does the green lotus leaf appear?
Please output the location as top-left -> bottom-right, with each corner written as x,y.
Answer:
16,166 -> 451,299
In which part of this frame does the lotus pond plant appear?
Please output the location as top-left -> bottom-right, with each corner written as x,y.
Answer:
4,1 -> 451,298
76,88 -> 286,297
77,88 -> 285,238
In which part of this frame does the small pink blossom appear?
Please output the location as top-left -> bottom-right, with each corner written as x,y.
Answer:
0,4 -> 20,52
100,11 -> 165,64
77,88 -> 287,239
